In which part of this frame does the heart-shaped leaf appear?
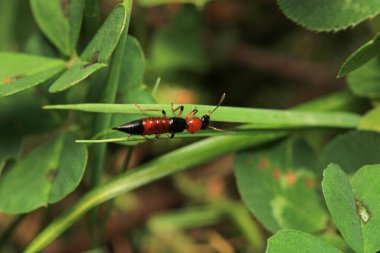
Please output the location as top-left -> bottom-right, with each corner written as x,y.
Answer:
320,131 -> 380,174
234,137 -> 327,233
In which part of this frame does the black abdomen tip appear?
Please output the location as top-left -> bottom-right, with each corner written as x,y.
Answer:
113,119 -> 144,135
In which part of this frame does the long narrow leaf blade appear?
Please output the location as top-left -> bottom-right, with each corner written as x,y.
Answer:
44,103 -> 360,128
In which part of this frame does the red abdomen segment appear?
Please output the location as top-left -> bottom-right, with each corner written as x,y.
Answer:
142,117 -> 171,135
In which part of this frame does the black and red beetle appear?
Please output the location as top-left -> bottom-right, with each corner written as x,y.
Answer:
113,93 -> 226,141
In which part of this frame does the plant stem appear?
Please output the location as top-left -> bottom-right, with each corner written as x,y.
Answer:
88,23 -> 128,246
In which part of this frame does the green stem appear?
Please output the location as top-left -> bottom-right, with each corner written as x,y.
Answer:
88,19 -> 128,246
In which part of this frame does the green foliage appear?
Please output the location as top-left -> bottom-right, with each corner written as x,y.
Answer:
24,132 -> 284,253
320,131 -> 380,174
80,3 -> 129,63
44,103 -> 361,128
322,164 -> 380,253
49,62 -> 106,93
347,58 -> 380,99
277,0 -> 380,31
1,0 -> 380,252
0,133 -> 87,214
359,107 -> 380,132
111,36 -> 155,126
0,53 -> 65,96
150,6 -> 206,73
234,137 -> 327,233
267,230 -> 343,253
338,35 -> 380,77
0,0 -> 131,97
139,0 -> 210,7
30,0 -> 71,55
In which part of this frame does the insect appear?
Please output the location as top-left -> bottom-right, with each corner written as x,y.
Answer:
112,93 -> 226,141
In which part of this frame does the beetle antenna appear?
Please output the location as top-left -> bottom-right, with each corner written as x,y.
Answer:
208,126 -> 234,135
208,93 -> 226,116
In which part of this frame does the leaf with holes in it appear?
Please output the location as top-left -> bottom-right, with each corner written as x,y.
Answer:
267,230 -> 343,253
322,164 -> 380,253
347,58 -> 380,99
49,61 -> 106,93
277,0 -> 380,31
320,131 -> 380,174
234,137 -> 327,233
0,52 -> 65,97
0,133 -> 87,214
338,34 -> 380,78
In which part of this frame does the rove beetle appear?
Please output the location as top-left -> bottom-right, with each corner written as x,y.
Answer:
112,93 -> 226,141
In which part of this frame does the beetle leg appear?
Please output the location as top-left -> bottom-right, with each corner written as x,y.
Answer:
186,107 -> 198,118
133,104 -> 162,115
171,103 -> 184,117
153,134 -> 160,141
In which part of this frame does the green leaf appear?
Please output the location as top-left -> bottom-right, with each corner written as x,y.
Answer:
0,52 -> 65,96
322,164 -> 380,253
359,107 -> 380,132
320,131 -> 380,174
49,61 -> 106,93
111,36 -> 155,138
25,132 -> 284,253
43,103 -> 360,129
267,230 -> 343,253
0,133 -> 87,214
69,0 -> 85,53
24,90 -> 362,252
139,0 -> 210,7
30,0 -> 70,55
347,58 -> 380,98
0,139 -> 21,176
0,0 -> 18,50
277,0 -> 380,31
80,1 -> 131,63
351,164 -> 380,253
322,164 -> 363,253
149,6 -> 206,72
234,137 -> 327,233
338,35 -> 380,77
